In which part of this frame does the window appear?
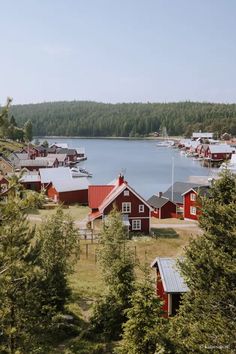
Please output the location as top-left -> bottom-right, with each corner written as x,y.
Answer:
132,219 -> 141,230
139,204 -> 144,213
124,190 -> 129,196
190,206 -> 196,215
122,202 -> 131,213
190,193 -> 196,201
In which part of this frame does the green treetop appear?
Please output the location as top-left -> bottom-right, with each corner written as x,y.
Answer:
161,171 -> 236,353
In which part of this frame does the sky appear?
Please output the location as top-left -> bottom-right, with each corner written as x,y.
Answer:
0,0 -> 236,105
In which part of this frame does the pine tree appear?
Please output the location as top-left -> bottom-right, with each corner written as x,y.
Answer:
0,196 -> 45,353
90,209 -> 135,340
37,208 -> 80,312
24,119 -> 33,142
162,171 -> 236,353
117,266 -> 164,354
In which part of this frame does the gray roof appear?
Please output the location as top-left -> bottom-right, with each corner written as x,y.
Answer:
44,153 -> 67,162
39,167 -> 72,184
192,132 -> 213,138
35,156 -> 58,167
9,153 -> 29,161
20,174 -> 41,183
163,182 -> 204,204
151,257 -> 189,293
147,195 -> 172,208
57,148 -> 77,155
20,159 -> 49,167
208,144 -> 233,153
182,185 -> 210,197
53,178 -> 89,192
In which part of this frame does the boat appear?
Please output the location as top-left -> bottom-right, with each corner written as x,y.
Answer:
70,167 -> 92,178
156,140 -> 174,148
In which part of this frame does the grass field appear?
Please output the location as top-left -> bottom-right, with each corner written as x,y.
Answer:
0,138 -> 24,154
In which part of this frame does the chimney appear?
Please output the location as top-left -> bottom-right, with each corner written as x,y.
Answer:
158,191 -> 163,198
118,174 -> 124,186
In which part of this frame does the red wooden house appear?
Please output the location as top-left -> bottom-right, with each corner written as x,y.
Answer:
147,193 -> 177,219
88,175 -> 152,233
40,167 -> 89,204
151,257 -> 189,317
182,185 -> 210,221
47,179 -> 88,204
205,145 -> 234,162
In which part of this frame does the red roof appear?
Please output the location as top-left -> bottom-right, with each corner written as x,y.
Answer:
88,185 -> 115,209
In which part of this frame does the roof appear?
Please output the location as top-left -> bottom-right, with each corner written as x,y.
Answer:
57,148 -> 77,155
50,143 -> 68,149
192,132 -> 213,138
20,159 -> 49,167
147,195 -> 174,208
208,145 -> 233,154
39,167 -> 72,184
163,182 -> 204,204
99,182 -> 152,213
35,157 -> 58,167
182,185 -> 210,197
9,153 -> 29,160
33,145 -> 47,151
151,257 -> 189,293
44,154 -> 67,162
52,177 -> 89,192
20,174 -> 41,183
88,185 -> 115,209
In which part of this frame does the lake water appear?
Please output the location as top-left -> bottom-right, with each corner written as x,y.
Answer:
39,138 -> 212,199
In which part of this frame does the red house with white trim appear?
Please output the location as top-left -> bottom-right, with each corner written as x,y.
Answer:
182,185 -> 210,221
88,175 -> 152,233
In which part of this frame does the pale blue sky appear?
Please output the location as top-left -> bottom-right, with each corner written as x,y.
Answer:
1,0 -> 235,104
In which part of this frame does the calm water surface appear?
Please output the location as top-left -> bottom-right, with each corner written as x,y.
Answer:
39,138 -> 212,198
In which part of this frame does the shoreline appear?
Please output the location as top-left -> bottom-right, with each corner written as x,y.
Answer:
35,136 -> 182,141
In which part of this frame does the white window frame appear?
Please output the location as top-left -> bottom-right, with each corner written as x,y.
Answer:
139,204 -> 144,213
122,202 -> 131,213
132,219 -> 141,230
190,193 -> 196,201
124,190 -> 129,196
190,206 -> 197,215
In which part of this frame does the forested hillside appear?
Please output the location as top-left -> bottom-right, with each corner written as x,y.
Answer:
10,101 -> 236,137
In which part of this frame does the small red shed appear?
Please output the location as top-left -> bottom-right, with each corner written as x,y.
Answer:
46,178 -> 89,205
151,257 -> 189,317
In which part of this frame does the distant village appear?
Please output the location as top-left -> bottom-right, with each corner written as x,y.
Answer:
0,131 -> 235,318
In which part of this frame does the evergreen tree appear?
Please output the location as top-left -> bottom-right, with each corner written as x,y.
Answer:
90,209 -> 135,340
24,119 -> 33,141
161,171 -> 236,353
0,195 -> 45,353
37,208 -> 80,312
117,266 -> 164,354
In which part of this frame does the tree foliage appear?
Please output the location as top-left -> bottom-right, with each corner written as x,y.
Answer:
117,266 -> 164,354
10,100 -> 236,137
90,209 -> 135,340
37,208 -> 80,312
161,171 -> 236,353
0,181 -> 80,352
0,99 -> 31,141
